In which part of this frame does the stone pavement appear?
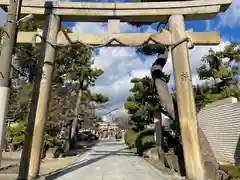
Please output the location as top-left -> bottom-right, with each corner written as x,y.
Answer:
44,140 -> 185,180
1,151 -> 21,170
0,140 -> 97,180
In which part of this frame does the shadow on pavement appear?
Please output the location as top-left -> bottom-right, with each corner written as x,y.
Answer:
91,150 -> 137,157
61,140 -> 98,157
93,141 -> 123,147
44,147 -> 132,180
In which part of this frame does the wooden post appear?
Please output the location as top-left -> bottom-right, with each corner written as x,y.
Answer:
168,14 -> 205,180
27,13 -> 60,180
154,114 -> 164,161
154,115 -> 162,147
108,19 -> 120,33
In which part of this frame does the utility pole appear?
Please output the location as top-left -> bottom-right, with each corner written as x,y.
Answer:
168,14 -> 205,180
0,0 -> 19,165
27,12 -> 60,179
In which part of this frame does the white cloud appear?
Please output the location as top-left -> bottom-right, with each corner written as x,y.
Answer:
72,23 -> 107,33
144,26 -> 157,33
99,104 -> 129,122
89,47 -> 155,106
206,0 -> 240,30
72,22 -> 140,33
219,0 -> 240,28
72,22 -> 229,119
120,23 -> 140,33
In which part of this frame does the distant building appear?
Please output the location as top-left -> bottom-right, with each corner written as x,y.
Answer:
97,122 -> 120,139
98,122 -> 119,130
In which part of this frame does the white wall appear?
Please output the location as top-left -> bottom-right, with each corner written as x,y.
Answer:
198,97 -> 240,164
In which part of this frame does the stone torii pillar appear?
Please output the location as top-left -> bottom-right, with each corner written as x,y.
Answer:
168,14 -> 205,180
27,13 -> 60,180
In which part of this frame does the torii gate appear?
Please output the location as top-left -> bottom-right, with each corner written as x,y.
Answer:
0,0 -> 232,180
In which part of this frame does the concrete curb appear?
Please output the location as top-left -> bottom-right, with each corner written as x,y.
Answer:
143,158 -> 187,180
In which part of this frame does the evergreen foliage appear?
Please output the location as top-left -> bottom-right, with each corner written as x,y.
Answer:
2,20 -> 108,151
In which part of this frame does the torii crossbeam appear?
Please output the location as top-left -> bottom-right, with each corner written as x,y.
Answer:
0,0 -> 232,180
16,30 -> 220,47
0,0 -> 229,47
0,0 -> 231,22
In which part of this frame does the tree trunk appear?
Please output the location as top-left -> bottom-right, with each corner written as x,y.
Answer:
63,125 -> 71,153
154,115 -> 164,161
70,80 -> 84,148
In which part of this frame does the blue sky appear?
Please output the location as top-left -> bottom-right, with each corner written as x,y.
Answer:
0,0 -> 239,118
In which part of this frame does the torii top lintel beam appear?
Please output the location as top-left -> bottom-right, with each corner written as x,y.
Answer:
0,0 -> 232,23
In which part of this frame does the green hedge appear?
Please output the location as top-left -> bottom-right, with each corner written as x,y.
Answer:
135,129 -> 155,156
220,165 -> 240,179
6,123 -> 26,150
124,129 -> 155,156
6,122 -> 60,151
124,130 -> 138,149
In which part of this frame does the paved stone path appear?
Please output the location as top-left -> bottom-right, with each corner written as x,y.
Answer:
1,151 -> 21,170
47,140 -> 184,180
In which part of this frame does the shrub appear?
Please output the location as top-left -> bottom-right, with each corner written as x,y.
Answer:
6,122 -> 61,153
124,130 -> 138,149
135,129 -> 155,156
162,127 -> 181,152
124,128 -> 180,157
44,133 -> 58,148
6,122 -> 26,151
125,129 -> 155,156
220,165 -> 240,179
